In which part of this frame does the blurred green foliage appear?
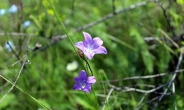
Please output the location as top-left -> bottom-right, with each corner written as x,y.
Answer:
0,0 -> 184,110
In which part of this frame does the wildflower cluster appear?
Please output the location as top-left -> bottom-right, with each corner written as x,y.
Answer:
0,4 -> 31,28
73,32 -> 107,93
0,4 -> 18,16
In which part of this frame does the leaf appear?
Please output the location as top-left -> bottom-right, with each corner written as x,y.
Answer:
29,15 -> 42,29
75,96 -> 96,110
47,9 -> 54,16
130,27 -> 154,73
177,0 -> 184,5
0,94 -> 18,109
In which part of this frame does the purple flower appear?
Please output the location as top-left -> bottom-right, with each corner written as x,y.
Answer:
73,70 -> 96,93
74,32 -> 107,60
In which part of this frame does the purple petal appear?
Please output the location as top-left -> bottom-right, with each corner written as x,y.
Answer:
78,70 -> 88,79
91,37 -> 103,49
82,83 -> 91,93
87,76 -> 96,84
74,77 -> 80,83
93,46 -> 107,54
74,41 -> 84,51
83,52 -> 94,60
83,32 -> 93,47
73,84 -> 81,90
74,70 -> 88,82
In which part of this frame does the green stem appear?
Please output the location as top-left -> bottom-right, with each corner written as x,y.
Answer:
100,72 -> 109,110
46,0 -> 87,70
85,59 -> 93,76
0,75 -> 52,110
84,92 -> 92,103
91,86 -> 98,109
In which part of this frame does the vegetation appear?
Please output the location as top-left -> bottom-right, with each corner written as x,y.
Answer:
0,0 -> 184,110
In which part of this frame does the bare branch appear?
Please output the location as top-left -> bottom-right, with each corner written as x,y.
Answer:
0,36 -> 31,104
75,0 -> 157,32
155,1 -> 176,36
98,69 -> 184,83
152,48 -> 183,110
0,59 -> 27,103
102,88 -> 114,110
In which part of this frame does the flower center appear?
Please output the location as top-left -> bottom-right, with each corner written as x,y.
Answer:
85,45 -> 93,53
80,80 -> 86,89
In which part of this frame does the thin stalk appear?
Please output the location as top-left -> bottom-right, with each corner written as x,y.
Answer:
100,72 -> 109,110
0,75 -> 52,110
84,59 -> 93,76
84,92 -> 93,104
91,86 -> 98,109
46,0 -> 87,70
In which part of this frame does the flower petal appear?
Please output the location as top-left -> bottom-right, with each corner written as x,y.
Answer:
74,70 -> 88,82
73,84 -> 81,90
74,77 -> 80,83
92,37 -> 103,49
83,32 -> 93,47
87,76 -> 96,84
78,70 -> 88,79
82,83 -> 91,93
93,46 -> 107,54
83,52 -> 94,60
74,41 -> 84,51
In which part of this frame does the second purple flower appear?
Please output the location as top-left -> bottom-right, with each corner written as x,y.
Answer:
73,70 -> 96,93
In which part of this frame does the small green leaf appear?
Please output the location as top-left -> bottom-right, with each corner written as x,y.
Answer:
0,94 -> 18,109
177,0 -> 184,5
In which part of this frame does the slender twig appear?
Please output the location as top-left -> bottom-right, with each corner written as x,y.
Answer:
0,32 -> 35,36
98,69 -> 184,83
0,59 -> 27,103
135,93 -> 148,110
159,29 -> 179,48
136,91 -> 172,110
155,1 -> 176,36
71,0 -> 75,16
100,72 -> 109,110
4,55 -> 26,66
152,48 -> 183,110
0,35 -> 31,103
109,83 -> 168,94
109,83 -> 168,109
76,0 -> 156,32
137,96 -> 159,109
112,0 -> 116,14
84,59 -> 93,76
17,1 -> 23,57
146,96 -> 159,104
102,88 -> 114,110
7,41 -> 20,60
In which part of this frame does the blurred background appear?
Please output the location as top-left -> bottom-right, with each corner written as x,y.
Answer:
0,0 -> 184,110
